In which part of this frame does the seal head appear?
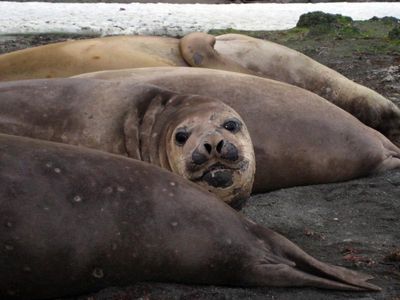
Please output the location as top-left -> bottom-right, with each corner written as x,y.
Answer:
138,94 -> 255,208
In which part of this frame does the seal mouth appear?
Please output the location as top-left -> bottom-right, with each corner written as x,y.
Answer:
195,163 -> 235,188
190,158 -> 248,175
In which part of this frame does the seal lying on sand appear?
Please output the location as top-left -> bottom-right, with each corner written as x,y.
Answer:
180,32 -> 400,146
76,68 -> 400,192
0,33 -> 398,146
0,134 -> 380,299
0,80 -> 255,206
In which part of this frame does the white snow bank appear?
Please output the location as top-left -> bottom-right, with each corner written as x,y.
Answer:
0,2 -> 399,36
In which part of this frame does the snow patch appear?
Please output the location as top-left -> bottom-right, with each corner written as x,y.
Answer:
0,2 -> 399,36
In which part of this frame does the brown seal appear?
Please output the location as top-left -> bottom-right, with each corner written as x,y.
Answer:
0,133 -> 380,299
0,35 -> 187,81
180,32 -> 400,146
0,80 -> 254,207
76,67 -> 400,192
1,33 -> 398,145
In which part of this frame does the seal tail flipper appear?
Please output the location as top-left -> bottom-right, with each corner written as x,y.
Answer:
246,221 -> 381,291
374,101 -> 400,149
251,263 -> 379,291
179,32 -> 255,75
372,129 -> 400,173
385,106 -> 400,149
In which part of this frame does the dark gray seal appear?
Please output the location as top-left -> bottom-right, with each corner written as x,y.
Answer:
0,80 -> 255,206
0,134 -> 380,299
76,68 -> 400,192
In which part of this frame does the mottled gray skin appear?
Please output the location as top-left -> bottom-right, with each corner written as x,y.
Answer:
0,134 -> 380,299
0,79 -> 255,206
77,68 -> 400,193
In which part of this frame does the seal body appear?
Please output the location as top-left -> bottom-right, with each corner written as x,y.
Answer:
0,134 -> 380,299
0,80 -> 255,206
76,67 -> 400,192
1,34 -> 399,145
0,35 -> 187,81
180,32 -> 400,146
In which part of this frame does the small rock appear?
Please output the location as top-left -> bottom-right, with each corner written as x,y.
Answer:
382,74 -> 395,83
384,249 -> 400,262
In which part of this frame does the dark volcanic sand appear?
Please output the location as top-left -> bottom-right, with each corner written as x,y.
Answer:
0,34 -> 399,299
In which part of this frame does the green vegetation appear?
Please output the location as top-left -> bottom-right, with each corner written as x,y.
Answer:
208,12 -> 400,56
296,11 -> 358,38
296,11 -> 353,28
388,27 -> 400,40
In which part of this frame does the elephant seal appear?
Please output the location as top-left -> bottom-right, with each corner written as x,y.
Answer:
1,34 -> 399,146
0,134 -> 380,299
0,35 -> 187,81
76,67 -> 400,192
0,80 -> 254,207
180,32 -> 400,146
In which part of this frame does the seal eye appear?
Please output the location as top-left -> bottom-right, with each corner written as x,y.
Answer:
223,120 -> 241,133
175,131 -> 190,146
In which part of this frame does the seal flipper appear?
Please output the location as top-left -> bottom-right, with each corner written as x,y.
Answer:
245,220 -> 381,291
250,264 -> 377,291
374,131 -> 400,172
179,32 -> 255,75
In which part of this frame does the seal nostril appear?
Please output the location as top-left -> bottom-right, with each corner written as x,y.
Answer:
192,150 -> 208,165
221,142 -> 239,161
216,140 -> 224,153
204,143 -> 212,154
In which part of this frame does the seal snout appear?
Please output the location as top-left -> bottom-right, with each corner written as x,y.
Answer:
189,137 -> 242,189
192,139 -> 239,166
219,141 -> 239,162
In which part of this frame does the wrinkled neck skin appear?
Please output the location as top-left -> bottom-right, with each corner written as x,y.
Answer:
120,84 -> 173,161
138,93 -> 183,170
